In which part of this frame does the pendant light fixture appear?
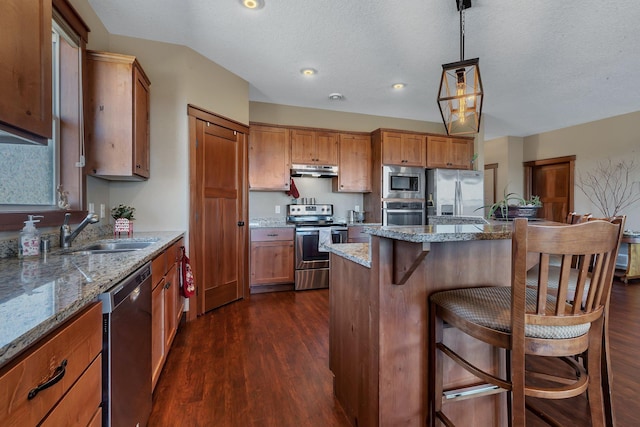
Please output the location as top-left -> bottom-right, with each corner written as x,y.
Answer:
437,0 -> 484,136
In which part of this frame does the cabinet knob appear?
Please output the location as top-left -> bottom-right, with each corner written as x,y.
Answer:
238,221 -> 245,226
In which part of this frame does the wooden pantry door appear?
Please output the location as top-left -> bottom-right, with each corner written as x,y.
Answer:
524,155 -> 575,223
188,105 -> 248,315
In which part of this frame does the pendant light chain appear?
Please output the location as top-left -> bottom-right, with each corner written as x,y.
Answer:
459,0 -> 465,62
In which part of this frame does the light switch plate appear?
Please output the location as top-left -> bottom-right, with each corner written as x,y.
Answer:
100,204 -> 106,219
275,205 -> 281,214
89,203 -> 94,213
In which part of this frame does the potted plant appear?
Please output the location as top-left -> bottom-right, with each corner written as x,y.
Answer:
478,191 -> 542,220
111,204 -> 136,236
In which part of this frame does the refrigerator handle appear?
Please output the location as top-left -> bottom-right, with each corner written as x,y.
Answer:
455,181 -> 461,216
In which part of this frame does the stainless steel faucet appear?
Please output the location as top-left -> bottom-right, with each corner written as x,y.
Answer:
60,212 -> 100,249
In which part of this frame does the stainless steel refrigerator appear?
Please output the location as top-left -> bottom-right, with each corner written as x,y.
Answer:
426,169 -> 484,217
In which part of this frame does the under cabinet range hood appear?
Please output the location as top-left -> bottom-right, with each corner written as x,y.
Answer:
290,164 -> 338,178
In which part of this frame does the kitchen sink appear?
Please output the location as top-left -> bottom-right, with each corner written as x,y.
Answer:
64,241 -> 155,255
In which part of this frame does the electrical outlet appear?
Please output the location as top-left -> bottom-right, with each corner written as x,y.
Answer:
275,205 -> 281,214
89,203 -> 95,213
355,205 -> 360,212
100,204 -> 106,219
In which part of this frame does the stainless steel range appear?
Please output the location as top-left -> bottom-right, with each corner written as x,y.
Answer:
287,204 -> 347,290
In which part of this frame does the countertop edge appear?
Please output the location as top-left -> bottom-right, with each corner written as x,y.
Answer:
325,243 -> 371,268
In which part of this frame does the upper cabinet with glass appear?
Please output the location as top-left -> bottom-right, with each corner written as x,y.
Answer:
86,51 -> 151,180
0,0 -> 52,143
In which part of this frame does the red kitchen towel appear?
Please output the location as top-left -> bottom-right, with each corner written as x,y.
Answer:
180,246 -> 195,298
286,178 -> 300,198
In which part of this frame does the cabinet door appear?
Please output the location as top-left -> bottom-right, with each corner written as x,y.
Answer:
250,241 -> 295,286
381,132 -> 405,166
290,128 -> 316,164
426,136 -> 473,169
86,51 -> 151,180
381,132 -> 426,167
315,132 -> 338,165
249,125 -> 291,191
449,137 -> 473,169
426,136 -> 450,168
402,134 -> 426,167
151,280 -> 165,391
335,134 -> 371,192
164,263 -> 179,350
133,66 -> 150,178
0,0 -> 52,141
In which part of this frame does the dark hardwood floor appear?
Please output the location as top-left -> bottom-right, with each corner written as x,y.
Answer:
150,280 -> 640,426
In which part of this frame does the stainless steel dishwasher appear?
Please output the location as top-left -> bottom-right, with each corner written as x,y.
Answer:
98,262 -> 152,427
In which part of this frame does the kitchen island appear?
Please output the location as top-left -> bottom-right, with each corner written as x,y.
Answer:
327,223 -> 514,427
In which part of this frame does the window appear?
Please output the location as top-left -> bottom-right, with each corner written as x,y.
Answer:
0,0 -> 89,231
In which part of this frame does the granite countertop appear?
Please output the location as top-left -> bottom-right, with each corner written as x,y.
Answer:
325,222 -> 513,268
326,243 -> 371,268
364,223 -> 513,243
248,218 -> 293,228
0,231 -> 184,368
427,215 -> 489,225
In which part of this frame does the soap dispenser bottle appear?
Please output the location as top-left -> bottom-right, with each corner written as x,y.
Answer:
19,215 -> 43,258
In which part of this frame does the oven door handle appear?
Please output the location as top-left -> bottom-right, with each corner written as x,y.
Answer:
383,209 -> 424,213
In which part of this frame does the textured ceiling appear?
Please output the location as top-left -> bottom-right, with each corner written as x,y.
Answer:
88,0 -> 640,140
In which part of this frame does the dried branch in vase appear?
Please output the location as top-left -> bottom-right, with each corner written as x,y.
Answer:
577,158 -> 640,217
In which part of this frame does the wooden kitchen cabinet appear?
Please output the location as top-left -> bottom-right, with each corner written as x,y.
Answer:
0,0 -> 52,142
380,130 -> 426,167
347,226 -> 370,243
86,50 -> 151,180
291,129 -> 338,165
152,238 -> 185,391
249,125 -> 291,191
333,133 -> 372,193
426,135 -> 474,169
250,228 -> 295,289
0,303 -> 102,427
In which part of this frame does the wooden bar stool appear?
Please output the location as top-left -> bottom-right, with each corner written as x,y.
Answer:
428,218 -> 624,426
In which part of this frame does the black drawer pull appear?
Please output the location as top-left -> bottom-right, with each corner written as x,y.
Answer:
28,359 -> 68,400
266,233 -> 278,237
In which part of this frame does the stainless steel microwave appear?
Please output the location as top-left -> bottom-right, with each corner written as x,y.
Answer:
382,166 -> 424,199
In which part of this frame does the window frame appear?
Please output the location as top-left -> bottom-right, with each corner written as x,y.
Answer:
0,0 -> 90,231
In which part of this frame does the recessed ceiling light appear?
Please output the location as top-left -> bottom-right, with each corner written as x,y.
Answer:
328,93 -> 344,101
300,68 -> 317,76
392,83 -> 406,89
240,0 -> 264,10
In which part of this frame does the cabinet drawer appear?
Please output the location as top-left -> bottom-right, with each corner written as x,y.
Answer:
40,355 -> 102,427
251,228 -> 294,242
152,250 -> 168,287
0,303 -> 102,427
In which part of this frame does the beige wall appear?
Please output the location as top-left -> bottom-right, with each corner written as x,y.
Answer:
524,111 -> 640,230
250,101 -> 444,133
486,111 -> 640,230
484,136 -> 524,198
106,36 -> 249,232
73,0 -> 249,233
